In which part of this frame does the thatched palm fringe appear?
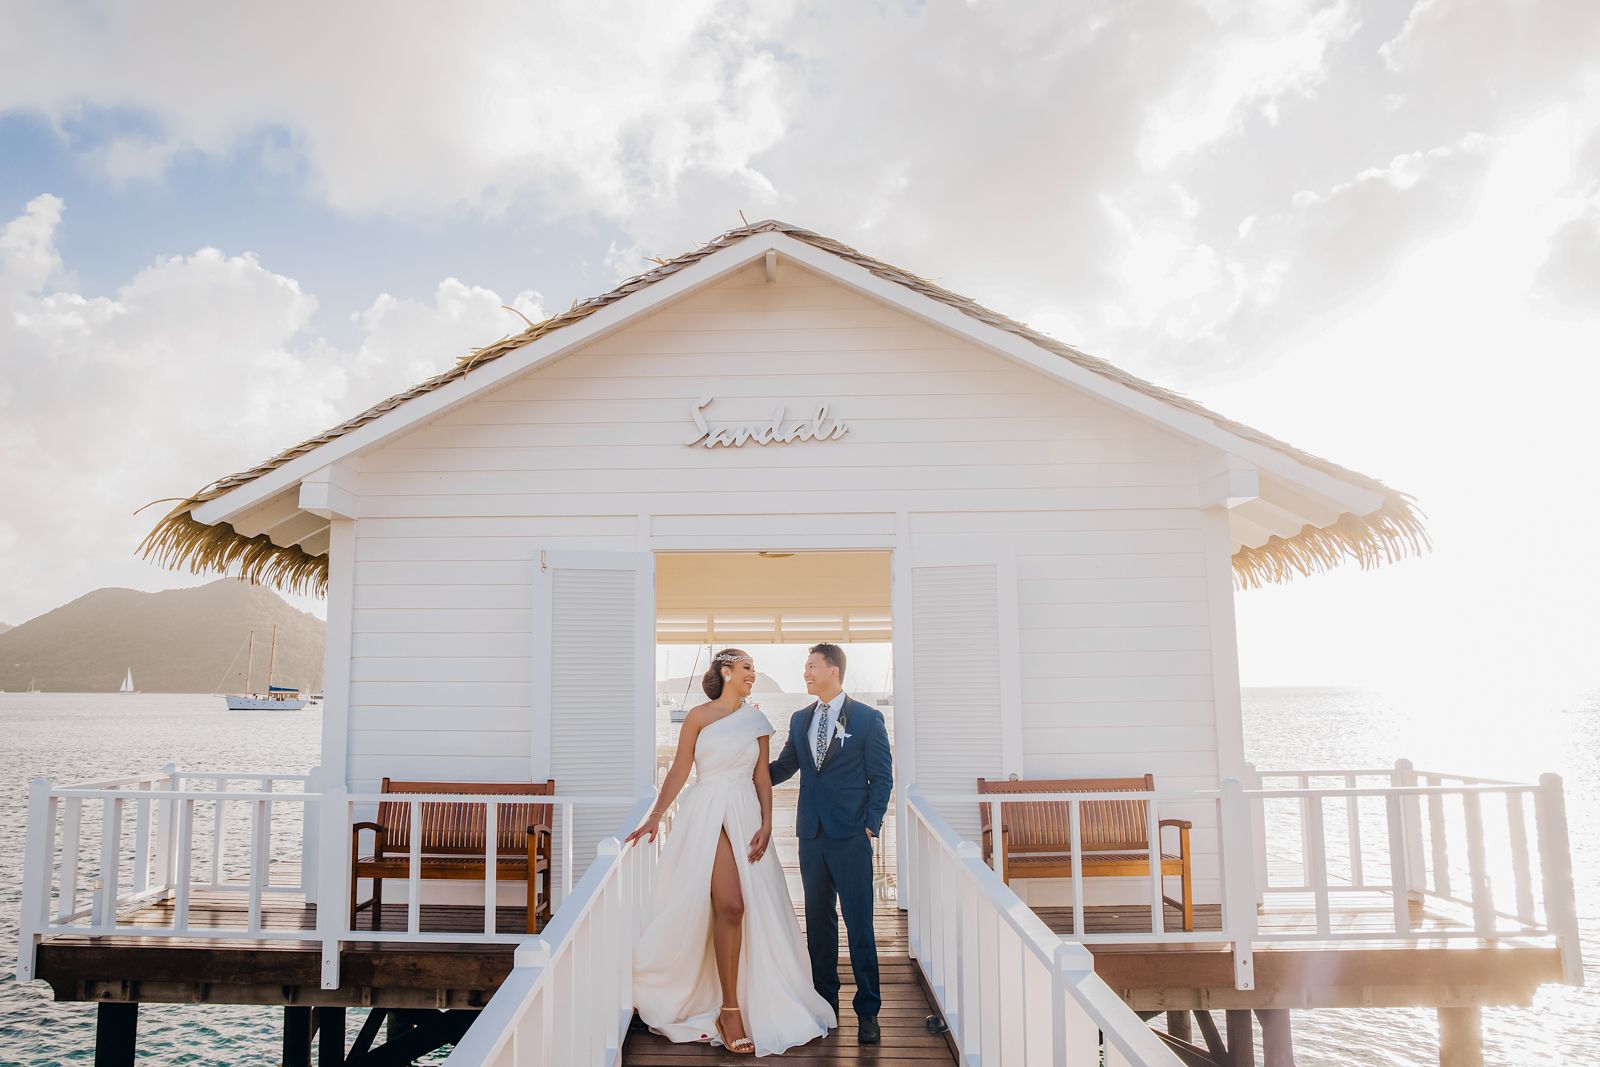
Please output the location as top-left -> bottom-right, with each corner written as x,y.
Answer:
1232,494 -> 1431,591
133,490 -> 1428,603
136,500 -> 328,597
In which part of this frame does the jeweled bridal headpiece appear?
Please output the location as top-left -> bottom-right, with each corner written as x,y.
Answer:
713,650 -> 749,665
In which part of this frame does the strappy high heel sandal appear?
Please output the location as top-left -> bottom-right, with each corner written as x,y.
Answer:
716,1006 -> 754,1055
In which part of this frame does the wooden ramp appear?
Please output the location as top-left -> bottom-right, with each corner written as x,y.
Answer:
622,900 -> 956,1066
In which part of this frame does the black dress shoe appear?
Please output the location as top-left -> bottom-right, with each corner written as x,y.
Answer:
827,996 -> 840,1018
858,1016 -> 881,1044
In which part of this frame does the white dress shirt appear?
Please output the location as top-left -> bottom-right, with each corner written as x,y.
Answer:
808,692 -> 847,768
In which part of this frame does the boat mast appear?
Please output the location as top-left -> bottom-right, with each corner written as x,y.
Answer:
266,623 -> 278,692
245,630 -> 254,694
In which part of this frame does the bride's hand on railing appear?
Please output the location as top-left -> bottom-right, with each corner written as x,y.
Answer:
625,812 -> 663,846
747,824 -> 771,863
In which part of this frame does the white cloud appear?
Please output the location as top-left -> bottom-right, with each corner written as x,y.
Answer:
4,0 -> 1600,656
0,0 -> 796,220
1533,204 -> 1600,317
0,196 -> 543,623
1139,0 -> 1360,166
0,193 -> 64,298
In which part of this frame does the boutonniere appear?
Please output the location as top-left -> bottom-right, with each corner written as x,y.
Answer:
838,728 -> 853,747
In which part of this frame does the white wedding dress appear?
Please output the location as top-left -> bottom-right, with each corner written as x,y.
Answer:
633,701 -> 835,1055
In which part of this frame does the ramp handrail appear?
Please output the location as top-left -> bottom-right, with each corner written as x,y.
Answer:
905,785 -> 1183,1066
442,797 -> 661,1067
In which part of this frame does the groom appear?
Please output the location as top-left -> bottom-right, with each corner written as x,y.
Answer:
769,643 -> 893,1045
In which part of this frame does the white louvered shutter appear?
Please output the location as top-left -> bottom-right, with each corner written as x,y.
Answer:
908,550 -> 1022,840
532,550 -> 654,902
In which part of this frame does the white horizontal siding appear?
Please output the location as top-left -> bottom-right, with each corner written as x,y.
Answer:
354,488 -> 1202,519
352,632 -> 533,658
351,609 -> 529,634
1021,702 -> 1215,728
357,464 -> 1201,497
363,441 -> 1197,474
349,705 -> 531,732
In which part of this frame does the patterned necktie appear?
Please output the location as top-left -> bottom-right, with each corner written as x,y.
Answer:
814,702 -> 830,768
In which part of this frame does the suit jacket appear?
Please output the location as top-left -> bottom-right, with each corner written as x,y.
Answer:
769,695 -> 893,839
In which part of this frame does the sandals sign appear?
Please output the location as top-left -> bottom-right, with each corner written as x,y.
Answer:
686,396 -> 850,449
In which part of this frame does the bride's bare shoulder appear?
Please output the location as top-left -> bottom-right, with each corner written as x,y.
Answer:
681,701 -> 718,727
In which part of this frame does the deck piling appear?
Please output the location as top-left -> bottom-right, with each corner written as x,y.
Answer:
284,1005 -> 313,1067
1256,1008 -> 1294,1066
1225,1009 -> 1254,1067
317,1006 -> 346,1065
93,1002 -> 138,1067
1438,1006 -> 1484,1067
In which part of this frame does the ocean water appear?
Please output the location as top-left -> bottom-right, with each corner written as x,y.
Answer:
0,688 -> 1594,1065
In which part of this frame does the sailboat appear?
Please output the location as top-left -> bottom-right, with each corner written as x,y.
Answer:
26,676 -> 41,694
221,624 -> 309,710
877,663 -> 893,707
118,668 -> 137,694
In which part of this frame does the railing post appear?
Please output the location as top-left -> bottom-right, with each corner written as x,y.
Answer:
1052,942 -> 1096,1067
16,778 -> 54,982
561,802 -> 574,904
1534,774 -> 1584,985
594,836 -> 625,1059
519,937 -> 555,1063
94,796 -> 125,934
1462,791 -> 1496,935
1219,777 -> 1256,990
314,786 -> 349,990
1304,795 -> 1330,937
302,764 -> 321,902
406,801 -> 423,935
152,762 -> 178,897
1243,762 -> 1267,906
956,840 -> 982,1062
1394,759 -> 1425,901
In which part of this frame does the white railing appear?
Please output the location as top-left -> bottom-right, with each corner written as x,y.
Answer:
1251,762 -> 1583,984
905,786 -> 1183,1067
17,759 -> 1583,1059
16,763 -> 319,982
914,763 -> 1583,995
15,766 -> 650,991
442,798 -> 662,1067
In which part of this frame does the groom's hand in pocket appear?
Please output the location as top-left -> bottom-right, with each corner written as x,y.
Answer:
748,824 -> 772,863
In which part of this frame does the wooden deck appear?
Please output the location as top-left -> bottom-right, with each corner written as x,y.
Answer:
621,903 -> 953,1066
35,878 -> 1563,1014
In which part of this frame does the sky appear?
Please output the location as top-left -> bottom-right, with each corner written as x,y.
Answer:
1,1 -> 1596,702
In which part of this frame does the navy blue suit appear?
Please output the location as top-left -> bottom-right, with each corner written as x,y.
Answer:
769,696 -> 893,1019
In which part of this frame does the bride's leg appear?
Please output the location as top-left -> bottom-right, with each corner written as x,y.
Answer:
710,828 -> 750,1048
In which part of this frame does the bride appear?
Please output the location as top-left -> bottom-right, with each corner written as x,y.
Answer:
626,648 -> 835,1055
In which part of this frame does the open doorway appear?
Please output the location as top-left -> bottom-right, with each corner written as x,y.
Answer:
653,550 -> 896,905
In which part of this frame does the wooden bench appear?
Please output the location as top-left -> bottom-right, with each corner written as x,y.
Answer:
350,778 -> 555,934
977,775 -> 1194,931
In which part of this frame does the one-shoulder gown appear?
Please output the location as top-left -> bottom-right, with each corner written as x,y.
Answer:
632,702 -> 835,1055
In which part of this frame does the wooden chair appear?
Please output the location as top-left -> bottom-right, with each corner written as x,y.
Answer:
349,778 -> 555,934
977,775 -> 1193,931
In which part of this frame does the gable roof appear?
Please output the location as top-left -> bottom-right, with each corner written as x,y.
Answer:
138,220 -> 1429,597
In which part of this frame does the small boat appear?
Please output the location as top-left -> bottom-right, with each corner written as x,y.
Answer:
219,624 -> 308,710
118,668 -> 137,694
26,676 -> 41,693
226,685 -> 309,711
658,693 -> 688,724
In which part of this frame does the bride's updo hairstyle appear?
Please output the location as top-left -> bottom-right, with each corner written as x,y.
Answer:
702,648 -> 752,700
